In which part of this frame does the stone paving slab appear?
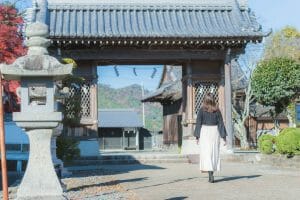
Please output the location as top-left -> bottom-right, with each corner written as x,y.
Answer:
98,161 -> 300,200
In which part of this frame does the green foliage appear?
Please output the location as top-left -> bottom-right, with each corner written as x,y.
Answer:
276,128 -> 300,156
98,84 -> 163,131
61,58 -> 78,68
60,58 -> 85,126
252,57 -> 300,114
258,134 -> 275,154
61,58 -> 84,126
62,75 -> 85,126
56,136 -> 80,162
264,26 -> 300,62
282,27 -> 300,38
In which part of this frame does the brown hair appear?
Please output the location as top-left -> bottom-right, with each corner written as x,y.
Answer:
201,93 -> 219,113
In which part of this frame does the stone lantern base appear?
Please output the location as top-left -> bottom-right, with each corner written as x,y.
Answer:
16,129 -> 65,200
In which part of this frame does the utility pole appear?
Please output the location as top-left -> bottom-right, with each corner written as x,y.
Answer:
141,82 -> 145,127
0,74 -> 9,200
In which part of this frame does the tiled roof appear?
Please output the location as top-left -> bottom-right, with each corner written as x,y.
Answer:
142,81 -> 182,102
142,65 -> 182,102
27,0 -> 264,41
98,109 -> 143,128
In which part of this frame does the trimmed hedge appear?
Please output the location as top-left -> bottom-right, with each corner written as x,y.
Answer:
276,128 -> 300,156
258,128 -> 300,157
258,134 -> 275,154
56,136 -> 80,162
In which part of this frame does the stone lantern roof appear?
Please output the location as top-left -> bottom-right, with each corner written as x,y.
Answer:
0,22 -> 72,80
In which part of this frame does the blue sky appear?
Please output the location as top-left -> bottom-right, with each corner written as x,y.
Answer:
9,0 -> 300,91
99,0 -> 300,91
249,0 -> 300,31
98,65 -> 163,91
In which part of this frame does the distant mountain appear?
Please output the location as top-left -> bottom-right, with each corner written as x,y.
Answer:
98,84 -> 163,131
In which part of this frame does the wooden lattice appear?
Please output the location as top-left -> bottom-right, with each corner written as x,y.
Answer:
194,82 -> 219,115
67,81 -> 91,119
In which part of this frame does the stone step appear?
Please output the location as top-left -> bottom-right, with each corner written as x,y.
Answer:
79,154 -> 187,160
70,158 -> 188,166
68,154 -> 190,166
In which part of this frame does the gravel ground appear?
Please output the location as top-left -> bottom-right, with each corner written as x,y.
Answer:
1,170 -> 139,200
62,170 -> 138,200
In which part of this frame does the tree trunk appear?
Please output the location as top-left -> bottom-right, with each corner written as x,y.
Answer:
233,120 -> 250,149
273,119 -> 280,134
287,112 -> 296,127
286,104 -> 296,127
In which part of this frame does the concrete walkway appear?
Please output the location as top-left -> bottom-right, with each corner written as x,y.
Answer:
3,161 -> 300,199
97,161 -> 300,200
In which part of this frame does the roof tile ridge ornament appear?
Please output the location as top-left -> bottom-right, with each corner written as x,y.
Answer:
232,0 -> 262,35
35,0 -> 49,23
237,0 -> 248,10
232,0 -> 249,32
24,0 -> 38,24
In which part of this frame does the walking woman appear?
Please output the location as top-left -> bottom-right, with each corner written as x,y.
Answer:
194,93 -> 227,183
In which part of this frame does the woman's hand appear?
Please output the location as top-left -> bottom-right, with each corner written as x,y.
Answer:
223,139 -> 227,146
196,138 -> 199,145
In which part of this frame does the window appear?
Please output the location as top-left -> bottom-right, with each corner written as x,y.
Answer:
6,144 -> 21,151
193,82 -> 219,115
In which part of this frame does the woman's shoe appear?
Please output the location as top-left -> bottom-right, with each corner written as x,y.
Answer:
208,171 -> 214,183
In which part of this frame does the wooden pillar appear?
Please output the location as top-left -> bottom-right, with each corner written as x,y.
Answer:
186,62 -> 194,137
219,63 -> 225,118
135,128 -> 139,150
89,75 -> 98,137
224,49 -> 233,149
122,129 -> 125,149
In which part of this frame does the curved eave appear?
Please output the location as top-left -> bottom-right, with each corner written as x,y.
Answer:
142,81 -> 182,103
49,36 -> 263,47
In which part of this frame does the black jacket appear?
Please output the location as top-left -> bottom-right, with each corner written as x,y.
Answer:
194,108 -> 227,139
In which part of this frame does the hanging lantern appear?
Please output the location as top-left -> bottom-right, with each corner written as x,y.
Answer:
133,68 -> 138,76
114,66 -> 119,77
151,68 -> 157,79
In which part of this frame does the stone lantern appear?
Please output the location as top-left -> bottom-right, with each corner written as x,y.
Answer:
0,22 -> 72,200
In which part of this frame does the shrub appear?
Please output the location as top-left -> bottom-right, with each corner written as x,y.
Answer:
56,136 -> 80,162
276,128 -> 300,156
258,134 -> 275,154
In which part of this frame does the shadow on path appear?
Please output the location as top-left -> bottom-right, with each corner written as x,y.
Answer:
165,197 -> 188,200
129,177 -> 199,190
214,175 -> 262,183
68,163 -> 166,178
68,177 -> 148,192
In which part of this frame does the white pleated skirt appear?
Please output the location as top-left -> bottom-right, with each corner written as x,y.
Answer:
199,125 -> 221,172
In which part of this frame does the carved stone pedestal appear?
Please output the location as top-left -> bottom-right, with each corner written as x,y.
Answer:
16,129 -> 64,200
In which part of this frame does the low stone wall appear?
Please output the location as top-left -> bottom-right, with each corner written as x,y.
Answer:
222,153 -> 300,169
188,153 -> 300,169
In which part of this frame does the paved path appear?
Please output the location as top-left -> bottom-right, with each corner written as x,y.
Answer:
98,161 -> 300,200
2,161 -> 300,199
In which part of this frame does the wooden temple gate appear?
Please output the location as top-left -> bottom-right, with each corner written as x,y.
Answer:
27,0 -> 264,152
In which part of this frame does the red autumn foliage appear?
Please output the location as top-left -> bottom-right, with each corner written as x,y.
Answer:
0,4 -> 27,112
